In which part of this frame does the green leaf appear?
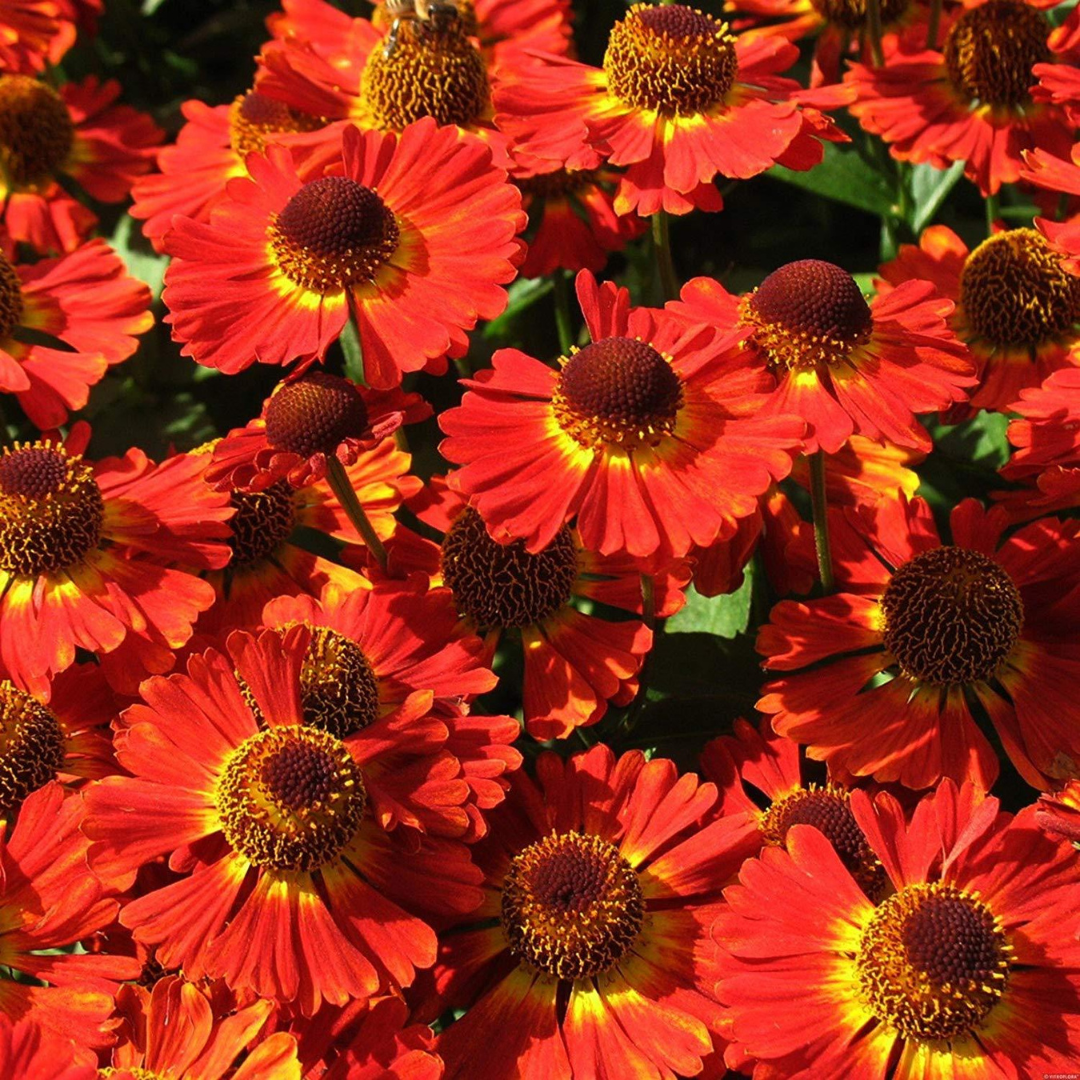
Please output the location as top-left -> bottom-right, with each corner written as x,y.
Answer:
767,143 -> 896,220
665,569 -> 754,640
339,318 -> 364,385
109,214 -> 168,298
482,277 -> 553,340
905,161 -> 965,234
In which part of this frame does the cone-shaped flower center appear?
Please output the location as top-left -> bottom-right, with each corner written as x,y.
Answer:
299,626 -> 381,738
808,0 -> 908,31
264,372 -> 371,458
517,167 -> 599,200
269,176 -> 400,295
604,3 -> 737,116
745,259 -> 873,371
216,725 -> 366,871
554,336 -> 684,450
227,481 -> 297,568
228,89 -> 324,157
501,831 -> 645,980
0,444 -> 105,577
857,883 -> 1011,1040
0,75 -> 74,190
960,228 -> 1080,348
0,681 -> 64,818
944,0 -> 1049,109
0,249 -> 24,340
440,507 -> 578,630
361,15 -> 490,131
880,546 -> 1023,686
760,784 -> 886,896
373,0 -> 480,36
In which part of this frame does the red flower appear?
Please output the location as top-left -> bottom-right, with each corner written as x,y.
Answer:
84,626 -> 491,1014
425,745 -> 759,1079
757,495 -> 1080,790
0,238 -> 152,429
671,258 -> 974,454
0,782 -> 140,1061
1036,780 -> 1080,843
715,780 -> 1080,1078
0,2 -> 66,75
0,74 -> 160,253
440,270 -> 803,558
878,223 -> 1080,412
845,0 -> 1072,196
206,371 -> 428,492
162,120 -> 524,388
493,4 -> 848,217
0,426 -> 230,696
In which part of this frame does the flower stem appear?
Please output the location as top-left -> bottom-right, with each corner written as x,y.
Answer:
652,211 -> 679,303
326,455 -> 388,571
866,0 -> 885,65
985,192 -> 999,237
809,451 -> 835,594
553,270 -> 575,356
622,574 -> 657,735
925,0 -> 942,49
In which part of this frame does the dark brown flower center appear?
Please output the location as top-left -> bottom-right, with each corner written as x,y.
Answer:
880,546 -> 1023,686
0,75 -> 74,190
604,3 -> 738,116
361,15 -> 490,131
216,725 -> 366,871
0,444 -> 104,577
857,883 -> 1011,1041
228,90 -> 325,157
517,167 -> 599,201
227,481 -> 297,568
0,249 -> 24,340
960,228 -> 1080,348
808,0 -> 908,30
501,831 -> 645,980
264,372 -> 370,458
440,507 -> 578,630
269,176 -> 400,295
553,337 -> 684,450
759,785 -> 886,897
0,681 -> 64,818
944,0 -> 1049,109
299,626 -> 381,738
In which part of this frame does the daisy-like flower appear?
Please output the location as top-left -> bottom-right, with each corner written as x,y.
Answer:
205,370 -> 428,492
0,237 -> 152,429
0,782 -> 140,1061
1036,780 -> 1080,843
493,3 -> 849,218
845,0 -> 1072,196
1020,141 -> 1080,273
715,779 -> 1080,1078
104,977 -> 301,1080
130,90 -> 326,252
0,426 -> 230,696
0,1014 -> 94,1080
426,744 -> 760,1079
83,626 -> 490,1014
390,476 -> 689,740
0,662 -> 116,821
0,74 -> 160,253
758,494 -> 1080,791
998,368 -> 1080,518
515,161 -> 646,279
701,717 -> 887,898
878,224 -> 1080,412
440,270 -> 804,559
163,120 -> 524,389
0,2 -> 65,74
670,258 -> 975,454
193,437 -> 419,634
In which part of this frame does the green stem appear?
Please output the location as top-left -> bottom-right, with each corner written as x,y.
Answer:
809,451 -> 835,594
621,574 -> 657,735
866,0 -> 885,66
553,270 -> 574,356
985,192 -> 999,237
651,211 -> 679,304
925,0 -> 942,50
326,455 -> 388,571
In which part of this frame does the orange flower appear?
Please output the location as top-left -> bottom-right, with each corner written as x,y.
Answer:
0,1015 -> 95,1080
440,270 -> 803,558
1036,780 -> 1080,843
0,238 -> 152,429
0,2 -> 66,75
492,3 -> 849,217
845,0 -> 1072,196
758,495 -> 1080,790
878,223 -> 1080,412
0,783 -> 140,1062
671,259 -> 974,454
715,780 -> 1080,1078
0,74 -> 160,253
0,426 -> 230,696
162,120 -> 524,388
425,745 -> 759,1079
83,627 -> 491,1013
